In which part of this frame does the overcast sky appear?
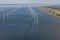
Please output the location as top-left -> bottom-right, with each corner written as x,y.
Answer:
0,0 -> 60,5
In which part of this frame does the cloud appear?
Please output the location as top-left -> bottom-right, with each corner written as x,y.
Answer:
0,0 -> 60,5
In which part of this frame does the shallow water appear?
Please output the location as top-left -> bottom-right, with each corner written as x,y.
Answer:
0,5 -> 60,40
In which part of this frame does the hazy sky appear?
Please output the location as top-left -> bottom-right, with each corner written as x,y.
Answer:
0,0 -> 60,5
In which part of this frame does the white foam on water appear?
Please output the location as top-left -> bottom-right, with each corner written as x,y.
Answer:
3,13 -> 5,24
28,6 -> 39,27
